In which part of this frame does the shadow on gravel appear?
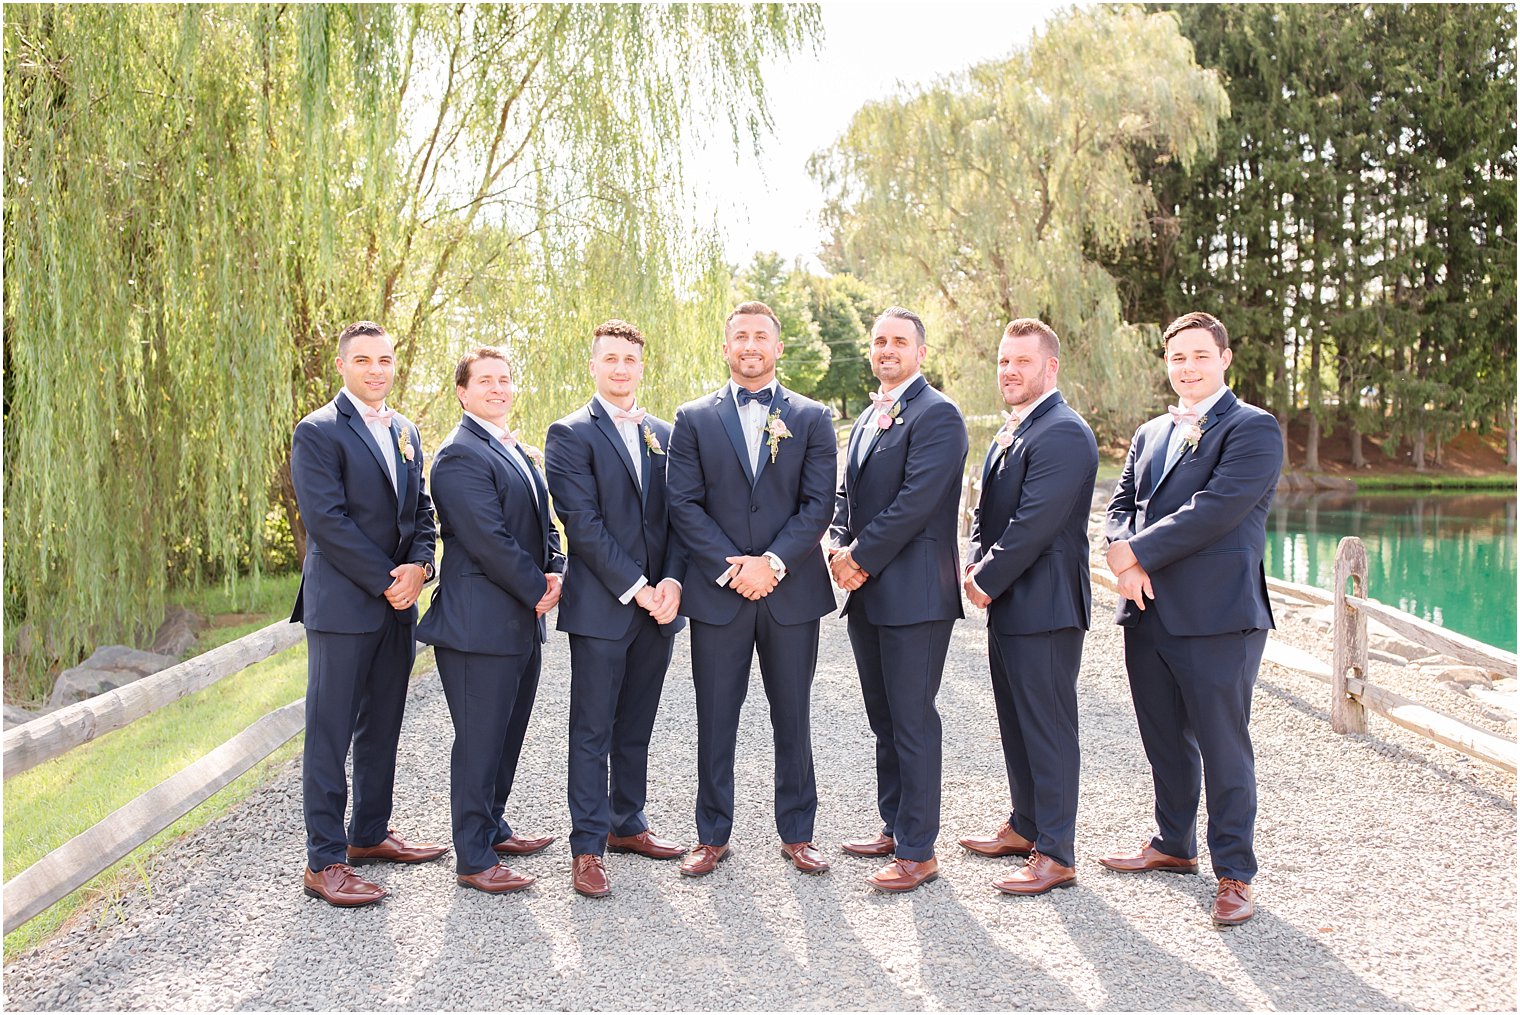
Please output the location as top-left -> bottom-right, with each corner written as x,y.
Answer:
908,886 -> 1086,1010
1257,677 -> 1515,810
1219,909 -> 1412,1012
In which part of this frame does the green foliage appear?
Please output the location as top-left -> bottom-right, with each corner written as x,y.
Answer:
811,5 -> 1229,441
734,251 -> 831,393
1113,3 -> 1517,470
808,272 -> 879,417
2,4 -> 822,697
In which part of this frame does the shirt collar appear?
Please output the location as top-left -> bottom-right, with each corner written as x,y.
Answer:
463,409 -> 510,442
875,372 -> 922,404
339,387 -> 389,419
729,379 -> 779,405
1009,386 -> 1059,421
1176,385 -> 1228,421
595,393 -> 640,425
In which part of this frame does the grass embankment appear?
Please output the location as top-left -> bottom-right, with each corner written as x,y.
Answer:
4,575 -> 309,959
1349,472 -> 1515,491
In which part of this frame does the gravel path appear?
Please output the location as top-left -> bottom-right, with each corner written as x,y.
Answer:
5,579 -> 1514,1011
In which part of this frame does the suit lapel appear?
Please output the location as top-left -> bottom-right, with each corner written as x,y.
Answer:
465,415 -> 549,561
341,395 -> 399,501
716,387 -> 757,486
1149,388 -> 1237,497
388,420 -> 410,518
591,400 -> 642,495
639,437 -> 652,509
753,387 -> 791,486
857,376 -> 926,479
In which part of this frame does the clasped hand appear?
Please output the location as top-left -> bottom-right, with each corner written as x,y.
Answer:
961,565 -> 992,609
634,578 -> 682,624
724,555 -> 778,600
1105,540 -> 1154,610
828,547 -> 868,591
534,572 -> 563,616
384,563 -> 427,611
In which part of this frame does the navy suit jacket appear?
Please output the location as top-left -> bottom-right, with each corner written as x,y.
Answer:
666,383 -> 837,626
544,399 -> 687,641
829,375 -> 968,625
289,392 -> 436,634
967,392 -> 1099,636
1105,388 -> 1283,636
416,416 -> 566,656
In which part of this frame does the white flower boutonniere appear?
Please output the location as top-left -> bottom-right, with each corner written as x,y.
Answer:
763,409 -> 792,464
398,430 -> 415,462
642,424 -> 665,455
521,443 -> 545,469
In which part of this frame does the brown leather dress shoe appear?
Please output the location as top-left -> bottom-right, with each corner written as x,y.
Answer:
1212,878 -> 1255,926
1096,842 -> 1199,875
780,841 -> 831,874
993,851 -> 1077,895
841,832 -> 896,857
679,843 -> 731,877
493,833 -> 556,856
346,829 -> 449,866
303,863 -> 387,907
865,856 -> 938,892
457,864 -> 536,893
572,854 -> 612,898
959,821 -> 1035,857
606,829 -> 687,859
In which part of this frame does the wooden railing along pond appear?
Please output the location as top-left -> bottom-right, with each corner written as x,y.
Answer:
4,534 -> 1515,934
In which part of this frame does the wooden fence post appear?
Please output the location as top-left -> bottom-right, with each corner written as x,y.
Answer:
1332,536 -> 1370,734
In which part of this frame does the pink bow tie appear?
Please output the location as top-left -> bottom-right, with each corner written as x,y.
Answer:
869,392 -> 895,412
1000,409 -> 1022,431
362,407 -> 395,426
1168,406 -> 1200,427
613,408 -> 647,426
498,431 -> 520,449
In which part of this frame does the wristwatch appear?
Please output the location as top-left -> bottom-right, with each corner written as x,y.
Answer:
416,561 -> 436,582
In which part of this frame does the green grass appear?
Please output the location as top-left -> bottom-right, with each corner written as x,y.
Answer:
1350,472 -> 1516,491
2,574 -> 311,958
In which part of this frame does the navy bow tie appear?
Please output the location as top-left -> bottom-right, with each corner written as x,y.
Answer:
736,387 -> 774,407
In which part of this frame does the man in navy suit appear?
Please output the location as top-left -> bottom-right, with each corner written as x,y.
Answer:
828,307 -> 967,893
1100,311 -> 1283,927
417,348 -> 566,894
665,301 -> 838,877
290,320 -> 446,907
544,319 -> 689,898
961,318 -> 1098,896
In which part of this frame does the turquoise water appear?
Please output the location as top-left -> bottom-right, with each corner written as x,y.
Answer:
1265,491 -> 1517,652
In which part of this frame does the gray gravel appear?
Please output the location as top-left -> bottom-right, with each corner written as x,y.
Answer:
5,574 -> 1514,1011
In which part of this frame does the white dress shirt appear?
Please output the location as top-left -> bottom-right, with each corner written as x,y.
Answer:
855,371 -> 922,467
1162,385 -> 1228,476
464,410 -> 539,509
340,388 -> 398,493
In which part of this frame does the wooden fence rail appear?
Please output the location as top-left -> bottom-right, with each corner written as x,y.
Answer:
3,620 -> 306,779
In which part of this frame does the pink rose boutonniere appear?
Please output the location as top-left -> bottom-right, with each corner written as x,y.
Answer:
1180,415 -> 1207,454
521,443 -> 545,469
763,409 -> 792,463
642,424 -> 665,455
397,430 -> 415,462
876,402 -> 904,432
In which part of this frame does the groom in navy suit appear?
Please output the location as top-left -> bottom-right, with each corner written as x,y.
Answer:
544,319 -> 689,899
417,347 -> 565,895
961,318 -> 1098,896
290,320 -> 446,908
829,307 -> 967,893
665,301 -> 838,878
1100,311 -> 1283,927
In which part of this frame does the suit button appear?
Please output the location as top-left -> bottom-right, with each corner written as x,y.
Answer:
635,560 -> 644,568
744,547 -> 753,555
751,504 -> 759,512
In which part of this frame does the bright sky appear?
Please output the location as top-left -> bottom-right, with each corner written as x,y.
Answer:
694,1 -> 1070,270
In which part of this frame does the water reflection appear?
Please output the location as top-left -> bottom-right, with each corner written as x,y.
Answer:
1266,491 -> 1517,652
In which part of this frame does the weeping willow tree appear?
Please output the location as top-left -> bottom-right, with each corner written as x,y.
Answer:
809,5 -> 1227,439
3,3 -> 819,698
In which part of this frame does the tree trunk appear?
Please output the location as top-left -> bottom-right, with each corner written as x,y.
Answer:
1432,433 -> 1444,467
1305,412 -> 1320,472
276,458 -> 307,563
1350,422 -> 1366,469
1412,429 -> 1426,472
1278,414 -> 1291,470
1507,406 -> 1516,467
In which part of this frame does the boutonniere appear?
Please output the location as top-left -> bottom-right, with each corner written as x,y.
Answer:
762,409 -> 792,464
521,443 -> 544,469
875,401 -> 904,432
1180,415 -> 1207,453
642,424 -> 665,455
397,430 -> 415,462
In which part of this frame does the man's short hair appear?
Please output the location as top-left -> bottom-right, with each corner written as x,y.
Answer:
1163,311 -> 1229,352
592,319 -> 646,354
1003,318 -> 1060,359
454,346 -> 512,388
337,321 -> 391,358
725,300 -> 781,338
873,306 -> 926,345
